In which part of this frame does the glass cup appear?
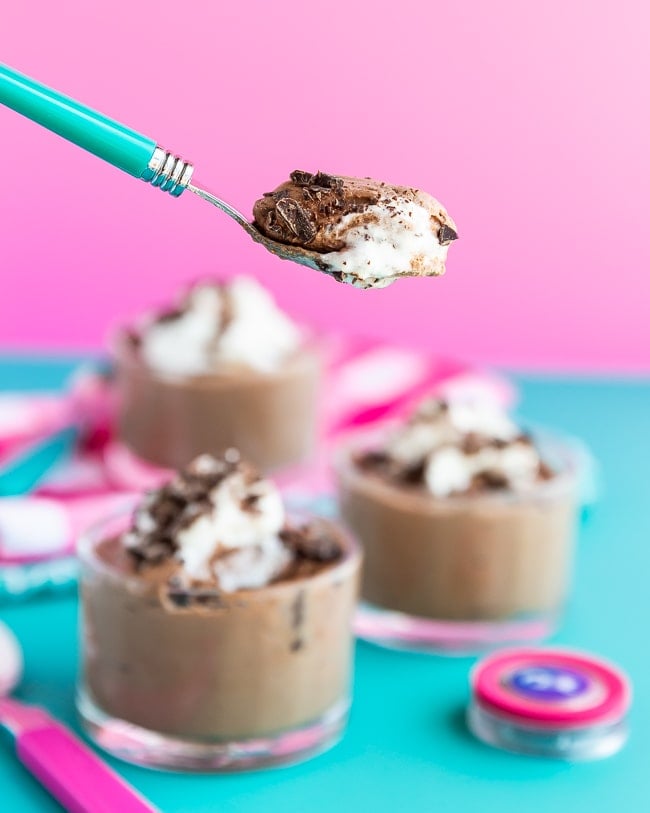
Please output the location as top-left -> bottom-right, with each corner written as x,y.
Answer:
112,331 -> 321,473
335,432 -> 579,654
77,510 -> 361,772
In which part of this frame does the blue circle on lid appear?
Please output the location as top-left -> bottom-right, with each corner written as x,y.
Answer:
510,666 -> 589,701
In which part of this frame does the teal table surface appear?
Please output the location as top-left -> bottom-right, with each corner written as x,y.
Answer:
1,355 -> 649,813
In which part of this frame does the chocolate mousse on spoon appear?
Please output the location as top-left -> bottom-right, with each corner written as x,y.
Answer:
253,171 -> 458,289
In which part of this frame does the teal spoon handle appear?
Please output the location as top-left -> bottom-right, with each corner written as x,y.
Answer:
0,63 -> 193,196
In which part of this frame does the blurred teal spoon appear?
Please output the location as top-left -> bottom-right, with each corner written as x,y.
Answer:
0,426 -> 78,497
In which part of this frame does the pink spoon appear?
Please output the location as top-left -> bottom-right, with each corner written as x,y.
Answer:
0,622 -> 158,813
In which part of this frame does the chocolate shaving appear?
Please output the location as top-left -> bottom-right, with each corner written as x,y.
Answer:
516,433 -> 534,446
148,494 -> 186,529
401,460 -> 426,484
288,169 -> 343,191
241,493 -> 261,513
156,307 -> 185,324
194,591 -> 225,608
538,461 -> 555,480
166,573 -> 228,609
128,536 -> 175,567
291,590 -> 305,629
354,450 -> 390,471
473,470 -> 509,490
275,198 -> 317,243
311,171 -> 343,190
438,224 -> 458,246
171,499 -> 213,533
167,583 -> 225,609
280,524 -> 343,563
167,588 -> 191,608
170,456 -> 244,501
290,169 -> 315,186
124,328 -> 141,348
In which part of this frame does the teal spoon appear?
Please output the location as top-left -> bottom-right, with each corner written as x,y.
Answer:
0,63 -> 334,277
0,426 -> 78,497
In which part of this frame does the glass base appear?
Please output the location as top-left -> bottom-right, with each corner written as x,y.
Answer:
77,689 -> 349,773
467,703 -> 628,760
355,602 -> 557,655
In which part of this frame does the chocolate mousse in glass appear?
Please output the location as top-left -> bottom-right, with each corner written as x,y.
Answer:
335,398 -> 579,653
77,452 -> 361,771
113,276 -> 319,472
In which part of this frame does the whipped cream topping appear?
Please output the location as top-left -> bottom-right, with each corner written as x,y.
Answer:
424,440 -> 542,497
137,276 -> 302,376
324,195 -> 454,289
125,453 -> 289,591
123,453 -> 343,594
174,461 -> 289,586
362,399 -> 549,497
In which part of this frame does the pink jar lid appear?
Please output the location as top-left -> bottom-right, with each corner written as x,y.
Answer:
471,647 -> 631,730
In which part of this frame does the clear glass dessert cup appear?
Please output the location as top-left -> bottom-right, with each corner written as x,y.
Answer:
76,510 -> 361,772
111,331 -> 321,474
335,431 -> 579,655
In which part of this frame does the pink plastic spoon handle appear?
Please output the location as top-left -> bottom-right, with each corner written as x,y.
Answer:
16,722 -> 158,813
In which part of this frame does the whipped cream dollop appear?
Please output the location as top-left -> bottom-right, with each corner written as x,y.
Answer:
360,399 -> 550,497
123,452 -> 343,593
136,276 -> 302,376
125,452 -> 289,591
323,192 -> 455,289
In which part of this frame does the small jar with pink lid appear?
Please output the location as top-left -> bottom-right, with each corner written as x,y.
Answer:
468,647 -> 631,760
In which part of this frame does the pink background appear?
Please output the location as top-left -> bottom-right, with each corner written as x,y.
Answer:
1,1 -> 649,371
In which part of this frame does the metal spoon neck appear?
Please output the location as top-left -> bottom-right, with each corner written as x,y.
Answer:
141,147 -> 194,197
187,182 -> 256,232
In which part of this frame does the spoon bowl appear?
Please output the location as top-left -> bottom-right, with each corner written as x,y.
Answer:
189,183 -> 435,288
188,183 -> 336,277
